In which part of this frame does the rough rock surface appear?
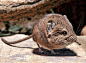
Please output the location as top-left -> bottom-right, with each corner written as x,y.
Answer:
0,0 -> 71,21
0,34 -> 86,63
81,26 -> 86,36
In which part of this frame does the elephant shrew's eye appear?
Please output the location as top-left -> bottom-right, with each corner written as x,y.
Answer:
62,31 -> 67,36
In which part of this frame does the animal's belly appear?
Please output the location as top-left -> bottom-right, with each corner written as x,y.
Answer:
38,42 -> 66,50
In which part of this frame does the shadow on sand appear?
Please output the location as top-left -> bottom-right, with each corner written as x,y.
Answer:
33,48 -> 77,56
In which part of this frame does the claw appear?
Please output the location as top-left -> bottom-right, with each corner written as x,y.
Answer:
51,49 -> 58,55
37,43 -> 44,54
38,48 -> 44,54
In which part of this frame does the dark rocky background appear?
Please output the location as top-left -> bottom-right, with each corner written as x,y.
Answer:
0,0 -> 86,36
54,0 -> 86,35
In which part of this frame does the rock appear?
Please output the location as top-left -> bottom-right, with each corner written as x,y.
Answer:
81,26 -> 86,36
0,34 -> 86,63
0,0 -> 71,21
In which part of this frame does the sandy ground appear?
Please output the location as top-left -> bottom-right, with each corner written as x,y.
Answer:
0,34 -> 86,63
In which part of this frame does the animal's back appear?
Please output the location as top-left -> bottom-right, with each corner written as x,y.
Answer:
32,14 -> 50,49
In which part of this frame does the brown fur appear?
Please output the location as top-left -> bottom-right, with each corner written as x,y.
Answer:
33,14 -> 77,50
1,14 -> 80,54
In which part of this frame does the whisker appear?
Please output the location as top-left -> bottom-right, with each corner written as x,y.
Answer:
75,41 -> 81,45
